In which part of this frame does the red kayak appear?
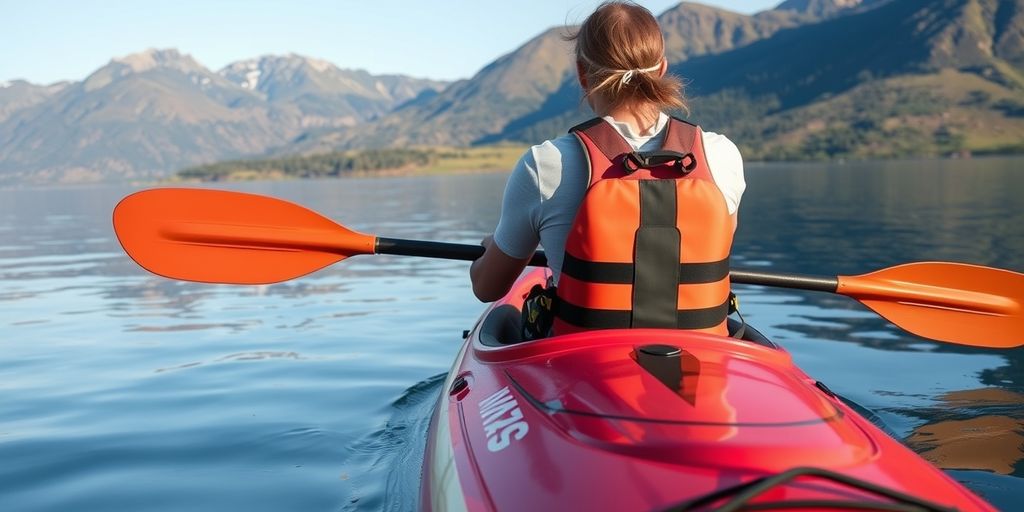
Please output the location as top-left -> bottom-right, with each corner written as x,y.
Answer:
110,189 -> 1019,510
421,268 -> 995,512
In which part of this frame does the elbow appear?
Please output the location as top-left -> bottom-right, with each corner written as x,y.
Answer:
472,280 -> 504,303
470,260 -> 501,303
469,243 -> 522,303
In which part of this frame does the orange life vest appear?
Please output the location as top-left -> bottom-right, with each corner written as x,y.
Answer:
552,117 -> 733,336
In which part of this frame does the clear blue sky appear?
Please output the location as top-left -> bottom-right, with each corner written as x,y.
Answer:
1,1 -> 781,84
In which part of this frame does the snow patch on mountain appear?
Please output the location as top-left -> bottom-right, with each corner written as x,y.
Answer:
243,68 -> 261,90
113,48 -> 201,74
307,57 -> 332,73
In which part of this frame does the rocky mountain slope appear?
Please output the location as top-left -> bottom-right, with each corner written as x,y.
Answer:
0,80 -> 68,123
774,0 -> 889,18
682,0 -> 1024,158
219,55 -> 445,128
0,50 -> 445,185
311,0 -> 1024,161
2,0 -> 1022,184
302,1 -> 821,152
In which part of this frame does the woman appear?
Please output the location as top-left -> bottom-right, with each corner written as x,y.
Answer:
470,1 -> 745,337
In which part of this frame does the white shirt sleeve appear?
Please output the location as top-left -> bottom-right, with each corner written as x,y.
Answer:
492,150 -> 542,259
702,131 -> 746,215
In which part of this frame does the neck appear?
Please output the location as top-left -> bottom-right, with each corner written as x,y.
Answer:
589,98 -> 660,135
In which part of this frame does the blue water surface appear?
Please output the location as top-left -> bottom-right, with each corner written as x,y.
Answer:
1,157 -> 1022,510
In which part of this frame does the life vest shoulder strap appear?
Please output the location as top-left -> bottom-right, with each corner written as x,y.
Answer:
569,116 -> 708,187
568,117 -> 633,164
664,117 -> 713,181
662,116 -> 699,156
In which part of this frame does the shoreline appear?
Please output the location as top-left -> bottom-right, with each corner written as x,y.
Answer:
171,145 -> 529,184
4,152 -> 1024,190
166,164 -> 517,184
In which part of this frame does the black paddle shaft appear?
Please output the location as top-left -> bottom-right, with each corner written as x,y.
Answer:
375,237 -> 549,267
375,238 -> 839,293
729,269 -> 839,293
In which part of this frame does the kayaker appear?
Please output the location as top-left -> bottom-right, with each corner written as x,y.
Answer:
470,1 -> 745,339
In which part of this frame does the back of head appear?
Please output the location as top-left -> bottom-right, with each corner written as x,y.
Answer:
568,1 -> 685,115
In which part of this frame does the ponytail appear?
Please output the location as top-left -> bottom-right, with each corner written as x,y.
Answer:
567,1 -> 687,115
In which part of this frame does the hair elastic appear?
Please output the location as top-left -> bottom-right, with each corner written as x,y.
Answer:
580,53 -> 663,85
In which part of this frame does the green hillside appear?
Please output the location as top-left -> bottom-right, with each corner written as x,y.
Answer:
176,145 -> 526,181
297,0 -> 1024,164
702,70 -> 1024,160
679,0 -> 1024,160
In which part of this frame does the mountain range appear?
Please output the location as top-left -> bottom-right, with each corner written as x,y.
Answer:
306,0 -> 1024,160
2,0 -> 1023,185
0,50 -> 445,184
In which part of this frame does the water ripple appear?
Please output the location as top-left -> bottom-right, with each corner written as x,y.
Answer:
0,165 -> 1021,511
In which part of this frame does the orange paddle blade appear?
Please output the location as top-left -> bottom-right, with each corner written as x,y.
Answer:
839,262 -> 1024,348
113,188 -> 376,284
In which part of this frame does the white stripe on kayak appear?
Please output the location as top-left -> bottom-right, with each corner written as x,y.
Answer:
428,341 -> 470,512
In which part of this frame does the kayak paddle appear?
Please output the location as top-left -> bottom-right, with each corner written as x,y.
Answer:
113,188 -> 1023,349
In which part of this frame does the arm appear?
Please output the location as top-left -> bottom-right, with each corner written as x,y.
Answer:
470,151 -> 542,302
470,235 -> 532,302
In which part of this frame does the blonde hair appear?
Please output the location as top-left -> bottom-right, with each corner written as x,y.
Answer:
567,1 -> 686,115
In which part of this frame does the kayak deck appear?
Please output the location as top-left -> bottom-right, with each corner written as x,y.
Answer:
422,269 -> 994,511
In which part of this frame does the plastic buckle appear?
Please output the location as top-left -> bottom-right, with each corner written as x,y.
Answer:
728,292 -> 739,314
679,153 -> 697,172
623,153 -> 643,174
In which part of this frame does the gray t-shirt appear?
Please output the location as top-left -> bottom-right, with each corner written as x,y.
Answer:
493,113 -> 746,283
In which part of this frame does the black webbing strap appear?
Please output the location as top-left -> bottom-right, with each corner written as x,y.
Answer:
728,292 -> 746,339
557,297 -> 731,331
562,252 -> 729,285
632,180 -> 680,328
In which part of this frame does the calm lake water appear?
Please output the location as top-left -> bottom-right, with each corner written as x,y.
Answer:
1,157 -> 1023,510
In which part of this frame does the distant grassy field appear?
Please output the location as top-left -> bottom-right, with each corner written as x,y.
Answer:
418,146 -> 527,174
175,145 -> 527,182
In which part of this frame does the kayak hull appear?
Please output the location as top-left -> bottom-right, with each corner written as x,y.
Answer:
421,269 -> 994,511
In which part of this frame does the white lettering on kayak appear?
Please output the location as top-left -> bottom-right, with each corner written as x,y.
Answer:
477,386 -> 529,452
478,386 -> 512,409
481,397 -> 518,425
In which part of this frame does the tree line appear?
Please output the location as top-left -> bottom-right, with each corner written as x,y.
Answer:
179,149 -> 436,180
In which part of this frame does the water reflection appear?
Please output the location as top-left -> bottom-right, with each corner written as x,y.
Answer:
128,321 -> 262,333
738,157 -> 1024,275
906,388 -> 1024,475
156,351 -> 309,373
